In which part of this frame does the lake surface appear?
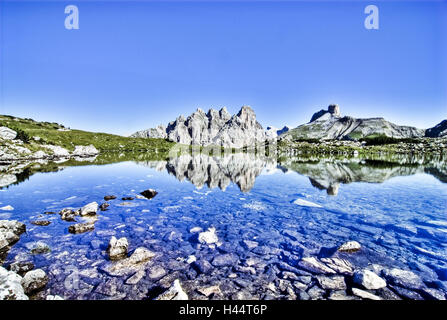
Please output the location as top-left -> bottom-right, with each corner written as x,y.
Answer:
1,152 -> 447,300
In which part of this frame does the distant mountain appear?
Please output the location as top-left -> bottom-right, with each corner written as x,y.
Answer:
425,120 -> 447,138
131,106 -> 266,148
280,104 -> 425,141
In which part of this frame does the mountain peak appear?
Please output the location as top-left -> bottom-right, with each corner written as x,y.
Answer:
310,104 -> 341,123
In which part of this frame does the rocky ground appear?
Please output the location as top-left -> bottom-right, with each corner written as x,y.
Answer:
277,137 -> 447,157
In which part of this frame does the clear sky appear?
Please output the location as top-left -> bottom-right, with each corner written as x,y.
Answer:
1,0 -> 446,136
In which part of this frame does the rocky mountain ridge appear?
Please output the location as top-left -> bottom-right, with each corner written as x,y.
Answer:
131,106 -> 266,148
280,104 -> 441,141
133,104 -> 446,146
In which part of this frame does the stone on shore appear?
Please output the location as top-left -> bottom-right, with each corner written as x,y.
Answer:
107,236 -> 129,261
353,269 -> 387,290
21,269 -> 48,294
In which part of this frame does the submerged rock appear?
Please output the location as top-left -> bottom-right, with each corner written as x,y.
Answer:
102,247 -> 155,276
140,189 -> 158,199
68,222 -> 95,234
107,236 -> 129,261
353,269 -> 387,290
21,269 -> 48,294
316,275 -> 347,290
297,257 -> 336,275
30,220 -> 51,226
338,241 -> 361,253
155,279 -> 188,300
381,268 -> 425,290
0,266 -> 28,300
99,203 -> 110,211
28,241 -> 51,255
352,288 -> 382,300
197,227 -> 219,245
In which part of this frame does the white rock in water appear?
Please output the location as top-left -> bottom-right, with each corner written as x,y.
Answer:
0,205 -> 14,211
353,269 -> 387,290
72,145 -> 99,156
155,279 -> 188,300
80,202 -> 98,216
198,227 -> 218,244
21,269 -> 48,294
0,127 -> 17,140
293,199 -> 322,208
107,236 -> 129,260
338,241 -> 361,252
0,267 -> 28,300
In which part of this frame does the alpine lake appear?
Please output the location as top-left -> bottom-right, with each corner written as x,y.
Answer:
1,148 -> 446,300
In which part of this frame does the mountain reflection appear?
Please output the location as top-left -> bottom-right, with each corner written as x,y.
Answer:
1,152 -> 446,194
137,153 -> 447,194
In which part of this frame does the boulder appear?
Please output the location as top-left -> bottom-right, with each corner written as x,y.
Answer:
107,236 -> 128,261
44,145 -> 70,157
102,247 -> 155,276
104,195 -> 117,201
68,222 -> 95,234
80,202 -> 98,216
59,208 -> 77,221
353,269 -> 387,290
140,189 -> 158,199
0,266 -> 28,300
0,127 -> 17,140
316,275 -> 347,290
21,269 -> 48,294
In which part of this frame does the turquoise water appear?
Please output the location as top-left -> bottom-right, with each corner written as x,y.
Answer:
1,156 -> 447,299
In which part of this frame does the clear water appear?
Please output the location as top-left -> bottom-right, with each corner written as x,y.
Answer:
1,154 -> 447,299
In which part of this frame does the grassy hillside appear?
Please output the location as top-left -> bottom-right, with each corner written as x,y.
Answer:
0,114 -> 175,153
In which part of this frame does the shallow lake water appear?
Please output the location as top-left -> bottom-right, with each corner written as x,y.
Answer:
1,152 -> 447,300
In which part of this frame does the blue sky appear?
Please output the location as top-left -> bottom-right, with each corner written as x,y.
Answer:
1,0 -> 446,136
